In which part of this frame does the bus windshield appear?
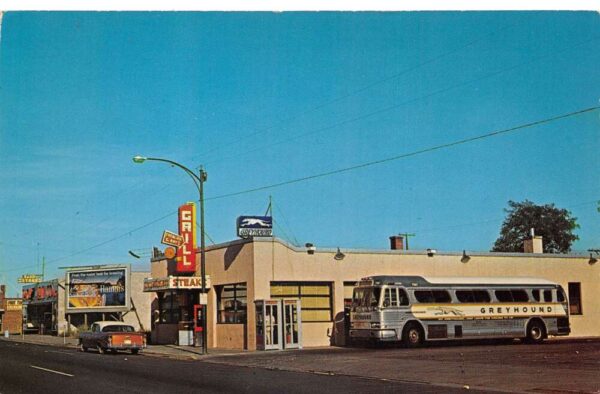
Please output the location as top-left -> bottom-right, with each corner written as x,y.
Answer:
353,287 -> 381,309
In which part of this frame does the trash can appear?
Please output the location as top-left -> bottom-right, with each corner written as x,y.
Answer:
177,321 -> 194,346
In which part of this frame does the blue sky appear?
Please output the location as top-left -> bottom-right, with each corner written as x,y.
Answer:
1,12 -> 599,295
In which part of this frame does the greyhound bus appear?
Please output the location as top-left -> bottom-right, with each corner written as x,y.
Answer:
349,276 -> 570,347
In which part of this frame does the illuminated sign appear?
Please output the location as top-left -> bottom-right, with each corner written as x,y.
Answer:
177,203 -> 197,273
143,276 -> 211,292
67,268 -> 129,311
22,280 -> 58,304
237,216 -> 273,238
161,230 -> 184,248
5,299 -> 23,311
18,274 -> 43,283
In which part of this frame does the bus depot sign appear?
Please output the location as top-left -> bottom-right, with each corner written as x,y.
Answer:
237,216 -> 273,238
143,276 -> 211,292
17,274 -> 43,283
177,203 -> 197,273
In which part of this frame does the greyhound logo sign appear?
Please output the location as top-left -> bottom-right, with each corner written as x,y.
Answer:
237,216 -> 273,238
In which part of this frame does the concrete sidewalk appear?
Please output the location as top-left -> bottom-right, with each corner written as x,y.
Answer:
0,333 -> 244,360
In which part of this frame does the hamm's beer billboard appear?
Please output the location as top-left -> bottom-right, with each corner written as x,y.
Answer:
177,202 -> 197,273
66,267 -> 130,312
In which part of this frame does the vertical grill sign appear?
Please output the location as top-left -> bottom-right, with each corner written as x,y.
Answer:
177,202 -> 197,273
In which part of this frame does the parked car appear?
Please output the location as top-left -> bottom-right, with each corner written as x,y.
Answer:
79,321 -> 146,354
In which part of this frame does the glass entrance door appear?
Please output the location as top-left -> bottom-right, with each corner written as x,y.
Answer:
255,300 -> 282,350
264,301 -> 281,350
282,299 -> 302,349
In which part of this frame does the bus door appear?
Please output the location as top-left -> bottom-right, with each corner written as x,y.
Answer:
282,299 -> 302,349
255,300 -> 282,350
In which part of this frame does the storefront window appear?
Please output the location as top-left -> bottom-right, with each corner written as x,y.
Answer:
270,282 -> 333,322
217,283 -> 247,324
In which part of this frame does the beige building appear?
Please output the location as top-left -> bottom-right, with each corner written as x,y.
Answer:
146,235 -> 598,350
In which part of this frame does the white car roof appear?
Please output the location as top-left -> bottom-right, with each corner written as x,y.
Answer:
93,321 -> 134,330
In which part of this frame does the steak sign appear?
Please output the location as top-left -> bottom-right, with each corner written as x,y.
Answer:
177,202 -> 197,273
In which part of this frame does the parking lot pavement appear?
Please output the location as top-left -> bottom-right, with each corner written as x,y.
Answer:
203,339 -> 600,393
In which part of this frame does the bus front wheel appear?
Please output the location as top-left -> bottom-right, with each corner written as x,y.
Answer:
526,320 -> 546,344
403,323 -> 424,348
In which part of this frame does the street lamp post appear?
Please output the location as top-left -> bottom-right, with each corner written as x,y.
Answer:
132,155 -> 208,354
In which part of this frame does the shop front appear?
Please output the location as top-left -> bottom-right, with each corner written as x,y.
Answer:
22,280 -> 59,334
144,275 -> 210,346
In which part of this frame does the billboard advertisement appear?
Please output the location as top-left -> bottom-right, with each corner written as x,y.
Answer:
22,280 -> 58,304
67,267 -> 129,311
177,202 -> 197,273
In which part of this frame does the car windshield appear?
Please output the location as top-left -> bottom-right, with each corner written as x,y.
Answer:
102,325 -> 135,333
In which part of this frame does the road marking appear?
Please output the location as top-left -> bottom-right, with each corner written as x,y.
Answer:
30,365 -> 74,377
44,350 -> 74,356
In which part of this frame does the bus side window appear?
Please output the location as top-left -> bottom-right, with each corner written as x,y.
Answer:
543,290 -> 552,302
511,290 -> 529,302
495,290 -> 513,302
473,290 -> 490,303
415,290 -> 434,303
383,288 -> 391,307
433,290 -> 451,303
390,288 -> 398,306
557,288 -> 566,302
399,289 -> 409,306
456,290 -> 475,303
532,289 -> 540,302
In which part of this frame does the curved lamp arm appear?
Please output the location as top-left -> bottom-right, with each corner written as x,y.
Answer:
132,156 -> 206,193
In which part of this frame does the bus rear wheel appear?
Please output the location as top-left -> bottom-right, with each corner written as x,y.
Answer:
526,320 -> 546,344
403,323 -> 424,348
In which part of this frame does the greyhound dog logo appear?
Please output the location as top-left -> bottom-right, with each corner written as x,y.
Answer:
240,218 -> 271,227
428,306 -> 465,316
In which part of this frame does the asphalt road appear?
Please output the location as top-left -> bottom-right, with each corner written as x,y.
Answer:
0,341 -> 481,394
205,339 -> 600,393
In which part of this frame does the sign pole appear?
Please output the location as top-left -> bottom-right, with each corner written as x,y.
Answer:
199,167 -> 207,355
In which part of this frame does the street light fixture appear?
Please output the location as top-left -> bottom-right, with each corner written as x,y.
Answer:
132,155 -> 208,353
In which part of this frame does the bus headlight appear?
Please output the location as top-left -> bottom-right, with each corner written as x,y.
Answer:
371,322 -> 381,329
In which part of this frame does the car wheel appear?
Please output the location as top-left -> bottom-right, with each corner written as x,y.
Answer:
97,345 -> 105,354
131,349 -> 139,355
526,320 -> 546,344
79,343 -> 88,352
403,322 -> 424,348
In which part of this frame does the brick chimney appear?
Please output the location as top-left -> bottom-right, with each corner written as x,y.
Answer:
389,235 -> 404,250
524,236 -> 543,253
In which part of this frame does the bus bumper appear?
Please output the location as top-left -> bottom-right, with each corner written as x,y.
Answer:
350,329 -> 397,341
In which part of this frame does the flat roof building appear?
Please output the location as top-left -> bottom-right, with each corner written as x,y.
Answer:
147,236 -> 598,350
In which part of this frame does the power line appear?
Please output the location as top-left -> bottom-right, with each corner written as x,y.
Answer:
196,22 -> 519,163
202,35 -> 600,167
4,105 -> 597,274
206,106 -> 600,201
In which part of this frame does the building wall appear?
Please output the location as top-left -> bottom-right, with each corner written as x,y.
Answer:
1,299 -> 23,334
126,271 -> 153,332
201,238 -> 599,350
251,239 -> 598,346
205,241 -> 255,349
